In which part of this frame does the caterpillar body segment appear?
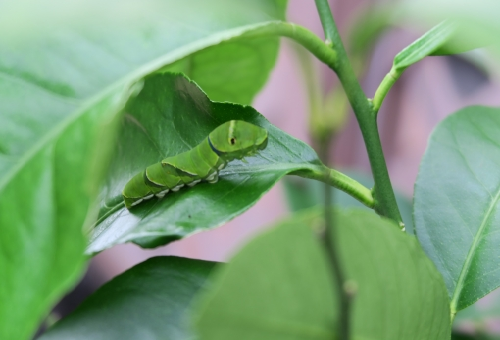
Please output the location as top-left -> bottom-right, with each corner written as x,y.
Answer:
122,120 -> 268,209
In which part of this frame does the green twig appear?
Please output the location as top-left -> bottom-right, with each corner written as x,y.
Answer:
242,22 -> 338,70
245,19 -> 403,225
317,138 -> 352,340
372,66 -> 402,114
312,0 -> 403,227
314,0 -> 337,47
294,166 -> 374,209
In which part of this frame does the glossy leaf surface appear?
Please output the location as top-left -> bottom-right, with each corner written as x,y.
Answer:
0,0 -> 286,339
194,209 -> 450,339
0,1 -> 286,337
40,256 -> 216,340
414,106 -> 500,313
88,73 -> 324,254
0,81 -> 136,340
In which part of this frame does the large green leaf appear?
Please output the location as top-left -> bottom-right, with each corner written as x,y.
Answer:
282,170 -> 414,233
194,208 -> 450,339
0,0 -> 286,104
39,256 -> 216,340
0,82 -> 138,340
0,1 -> 286,337
414,106 -> 500,314
157,36 -> 279,105
88,73 -> 324,253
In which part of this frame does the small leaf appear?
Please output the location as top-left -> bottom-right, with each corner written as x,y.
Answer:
39,256 -> 216,340
382,1 -> 497,58
88,73 -> 324,254
414,106 -> 500,313
373,21 -> 455,112
393,21 -> 454,72
194,208 -> 450,340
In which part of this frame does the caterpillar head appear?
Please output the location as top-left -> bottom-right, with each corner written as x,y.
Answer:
208,120 -> 268,160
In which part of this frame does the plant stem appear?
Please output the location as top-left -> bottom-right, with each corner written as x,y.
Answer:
243,22 -> 338,69
317,139 -> 352,340
294,166 -> 374,209
314,0 -> 336,46
207,20 -> 401,223
372,66 -> 401,114
313,0 -> 403,226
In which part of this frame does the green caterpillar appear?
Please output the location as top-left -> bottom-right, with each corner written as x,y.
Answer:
122,120 -> 268,208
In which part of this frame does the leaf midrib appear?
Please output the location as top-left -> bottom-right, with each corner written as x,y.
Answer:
0,81 -> 125,192
450,184 -> 500,314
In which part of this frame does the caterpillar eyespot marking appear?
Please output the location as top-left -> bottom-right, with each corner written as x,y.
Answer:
122,120 -> 268,209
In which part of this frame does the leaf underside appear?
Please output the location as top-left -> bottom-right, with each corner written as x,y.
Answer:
39,256 -> 216,340
194,208 -> 450,340
88,73 -> 323,254
414,106 -> 500,312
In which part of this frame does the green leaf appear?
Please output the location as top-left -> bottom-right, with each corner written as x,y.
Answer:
373,21 -> 455,112
0,81 -> 137,340
88,73 -> 324,253
381,0 -> 498,58
393,21 -> 454,72
1,0 -> 286,104
0,1 -> 286,337
414,106 -> 500,314
282,170 -> 415,233
348,4 -> 471,61
157,36 -> 279,105
39,256 -> 216,340
194,208 -> 450,340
